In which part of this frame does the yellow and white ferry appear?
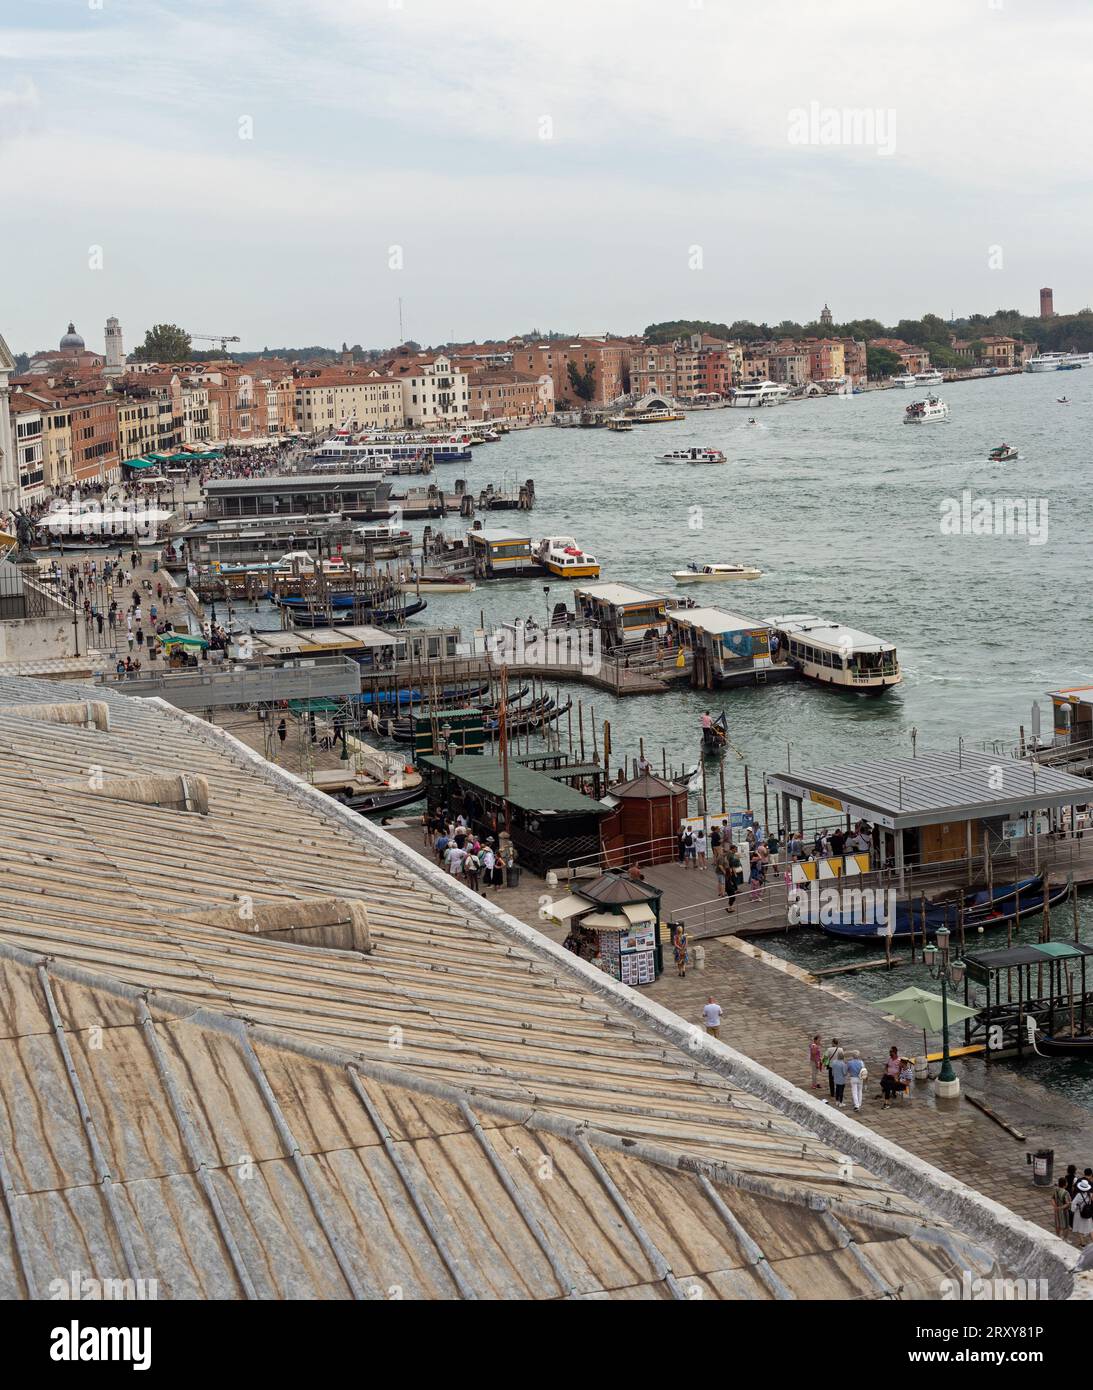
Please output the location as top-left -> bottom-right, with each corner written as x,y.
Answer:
765,614 -> 901,695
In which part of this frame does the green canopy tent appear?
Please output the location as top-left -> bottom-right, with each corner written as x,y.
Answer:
160,632 -> 209,650
122,456 -> 158,470
873,985 -> 979,1074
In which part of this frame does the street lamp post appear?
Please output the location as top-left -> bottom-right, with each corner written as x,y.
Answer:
439,720 -> 453,804
923,925 -> 966,1098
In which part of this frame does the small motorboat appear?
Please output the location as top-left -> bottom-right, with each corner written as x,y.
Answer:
673,562 -> 762,584
1058,397 -> 1070,404
988,444 -> 1018,462
536,535 -> 600,579
656,447 -> 727,464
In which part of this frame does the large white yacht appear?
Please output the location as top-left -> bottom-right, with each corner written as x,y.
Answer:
730,381 -> 790,408
914,368 -> 944,386
892,373 -> 919,389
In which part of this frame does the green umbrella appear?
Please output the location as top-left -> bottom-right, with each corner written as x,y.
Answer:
874,985 -> 979,1067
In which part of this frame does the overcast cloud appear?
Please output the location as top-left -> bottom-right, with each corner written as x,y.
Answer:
2,0 -> 1088,352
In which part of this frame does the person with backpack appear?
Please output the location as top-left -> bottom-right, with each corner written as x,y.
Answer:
1070,1178 -> 1093,1246
463,848 -> 481,892
682,827 -> 696,868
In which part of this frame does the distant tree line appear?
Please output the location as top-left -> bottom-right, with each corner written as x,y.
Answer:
644,308 -> 1093,358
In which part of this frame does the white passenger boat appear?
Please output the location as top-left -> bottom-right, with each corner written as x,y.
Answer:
656,447 -> 726,464
607,416 -> 634,432
730,381 -> 790,408
892,374 -> 919,389
672,562 -> 762,584
914,369 -> 944,386
765,614 -> 901,694
1026,352 -> 1069,373
536,535 -> 600,579
903,396 -> 950,423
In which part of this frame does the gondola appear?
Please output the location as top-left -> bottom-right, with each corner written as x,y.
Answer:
277,597 -> 428,627
330,782 -> 427,814
350,682 -> 491,709
810,873 -> 1068,944
702,712 -> 728,752
1032,1034 -> 1093,1059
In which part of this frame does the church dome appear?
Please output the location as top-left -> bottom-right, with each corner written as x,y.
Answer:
60,323 -> 85,351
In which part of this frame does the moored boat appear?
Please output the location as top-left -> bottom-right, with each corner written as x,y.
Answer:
535,535 -> 600,579
765,613 -> 901,694
806,874 -> 1066,943
607,416 -> 634,432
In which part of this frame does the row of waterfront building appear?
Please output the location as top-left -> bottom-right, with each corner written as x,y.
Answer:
0,309 -> 1044,516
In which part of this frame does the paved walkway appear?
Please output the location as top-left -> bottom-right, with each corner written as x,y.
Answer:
384,822 -> 1093,1235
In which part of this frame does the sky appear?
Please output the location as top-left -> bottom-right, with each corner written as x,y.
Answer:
2,0 -> 1090,354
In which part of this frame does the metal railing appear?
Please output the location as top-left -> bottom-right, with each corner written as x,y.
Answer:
98,654 -> 362,709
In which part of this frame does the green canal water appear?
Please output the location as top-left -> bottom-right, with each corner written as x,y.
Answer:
431,371 -> 1093,1110
241,370 -> 1093,1109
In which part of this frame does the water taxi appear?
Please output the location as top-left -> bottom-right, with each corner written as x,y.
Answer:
607,416 -> 634,432
988,443 -> 1018,462
730,381 -> 790,408
765,614 -> 901,694
892,373 -> 919,389
914,368 -> 944,387
903,396 -> 949,423
672,562 -> 761,584
656,447 -> 726,464
536,535 -> 601,579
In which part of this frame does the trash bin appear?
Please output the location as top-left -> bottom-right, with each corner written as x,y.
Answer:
505,864 -> 521,888
1030,1149 -> 1054,1186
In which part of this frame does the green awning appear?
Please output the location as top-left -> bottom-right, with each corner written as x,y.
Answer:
161,633 -> 208,649
123,456 -> 158,470
288,698 -> 342,714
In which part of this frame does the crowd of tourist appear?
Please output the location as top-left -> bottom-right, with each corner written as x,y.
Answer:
422,808 -> 513,895
811,1037 -> 917,1112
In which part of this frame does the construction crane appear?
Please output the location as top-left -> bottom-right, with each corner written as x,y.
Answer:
190,332 -> 241,354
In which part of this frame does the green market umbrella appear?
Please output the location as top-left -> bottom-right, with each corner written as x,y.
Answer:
874,985 -> 979,1064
